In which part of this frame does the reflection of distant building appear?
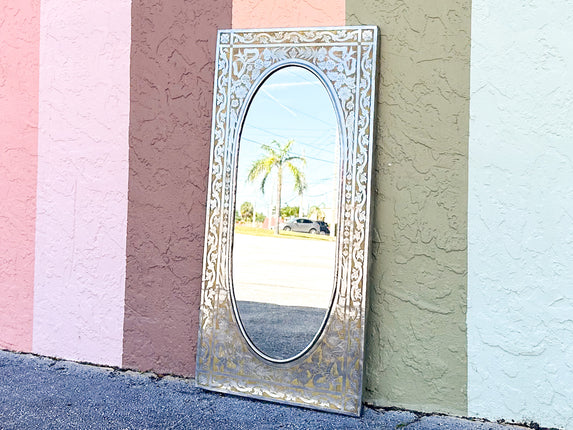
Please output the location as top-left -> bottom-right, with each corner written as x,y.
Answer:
262,216 -> 283,230
306,203 -> 335,225
321,207 -> 336,237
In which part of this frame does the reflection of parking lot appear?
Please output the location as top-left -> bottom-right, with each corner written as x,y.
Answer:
232,233 -> 336,309
235,300 -> 325,359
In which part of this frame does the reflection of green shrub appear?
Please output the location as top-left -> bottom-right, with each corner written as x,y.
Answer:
240,201 -> 254,222
280,205 -> 299,218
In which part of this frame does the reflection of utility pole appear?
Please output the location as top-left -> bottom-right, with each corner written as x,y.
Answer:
331,127 -> 340,237
270,178 -> 276,230
299,147 -> 306,218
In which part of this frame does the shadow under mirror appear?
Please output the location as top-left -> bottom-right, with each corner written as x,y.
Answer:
233,65 -> 339,361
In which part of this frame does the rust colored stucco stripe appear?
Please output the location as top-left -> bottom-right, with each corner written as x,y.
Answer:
122,0 -> 232,376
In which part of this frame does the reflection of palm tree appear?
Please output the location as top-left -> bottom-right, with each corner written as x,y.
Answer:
308,204 -> 325,221
247,139 -> 306,234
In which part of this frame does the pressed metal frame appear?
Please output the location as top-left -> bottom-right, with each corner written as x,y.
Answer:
196,26 -> 378,416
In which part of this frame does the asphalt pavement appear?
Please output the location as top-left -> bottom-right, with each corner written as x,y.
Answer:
0,350 -> 536,430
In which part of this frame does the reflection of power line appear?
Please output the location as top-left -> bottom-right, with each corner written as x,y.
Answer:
246,123 -> 332,136
282,196 -> 300,206
244,124 -> 335,155
258,71 -> 337,129
249,126 -> 330,132
314,177 -> 336,183
305,189 -> 332,197
290,151 -> 334,164
284,188 -> 332,201
240,137 -> 334,164
298,133 -> 337,154
261,89 -> 298,117
282,195 -> 328,206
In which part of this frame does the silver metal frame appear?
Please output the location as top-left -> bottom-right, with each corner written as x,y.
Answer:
196,26 -> 378,416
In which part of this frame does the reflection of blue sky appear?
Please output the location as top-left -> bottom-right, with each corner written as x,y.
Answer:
236,66 -> 338,217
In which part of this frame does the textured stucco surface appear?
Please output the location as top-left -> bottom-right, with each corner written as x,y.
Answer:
467,2 -> 573,429
123,0 -> 232,376
232,0 -> 344,29
0,1 -> 40,351
347,1 -> 470,415
33,0 -> 131,366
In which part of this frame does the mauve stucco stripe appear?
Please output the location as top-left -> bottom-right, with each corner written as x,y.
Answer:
232,0 -> 345,28
0,1 -> 40,352
32,0 -> 131,366
122,0 -> 232,376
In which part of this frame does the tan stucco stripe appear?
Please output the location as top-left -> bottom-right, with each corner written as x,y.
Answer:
346,1 -> 471,415
232,0 -> 344,28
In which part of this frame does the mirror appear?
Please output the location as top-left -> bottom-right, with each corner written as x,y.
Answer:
233,66 -> 339,361
197,27 -> 378,416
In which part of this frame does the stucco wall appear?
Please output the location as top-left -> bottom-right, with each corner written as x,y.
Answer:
32,0 -> 131,366
123,0 -> 232,376
347,0 -> 471,415
3,1 -> 571,426
0,1 -> 40,352
467,1 -> 573,428
232,0 -> 344,28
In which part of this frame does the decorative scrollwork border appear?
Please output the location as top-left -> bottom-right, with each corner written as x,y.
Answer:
196,26 -> 378,416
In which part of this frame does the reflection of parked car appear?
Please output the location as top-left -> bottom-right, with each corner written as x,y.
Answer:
282,218 -> 330,235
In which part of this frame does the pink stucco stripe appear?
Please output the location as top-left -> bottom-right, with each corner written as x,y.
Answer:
32,0 -> 131,366
0,1 -> 40,352
232,0 -> 345,28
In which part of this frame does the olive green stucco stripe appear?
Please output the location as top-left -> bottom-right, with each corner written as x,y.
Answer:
346,1 -> 471,415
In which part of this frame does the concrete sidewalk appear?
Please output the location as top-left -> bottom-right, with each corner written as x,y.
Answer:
0,350 -> 534,430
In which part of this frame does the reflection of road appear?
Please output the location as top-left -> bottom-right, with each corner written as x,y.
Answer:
232,233 -> 336,309
236,301 -> 325,360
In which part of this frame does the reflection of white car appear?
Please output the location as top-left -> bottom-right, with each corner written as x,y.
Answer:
282,218 -> 330,235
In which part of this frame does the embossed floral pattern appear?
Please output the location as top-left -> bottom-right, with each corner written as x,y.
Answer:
197,27 -> 377,416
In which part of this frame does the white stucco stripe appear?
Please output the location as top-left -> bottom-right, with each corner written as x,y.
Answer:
467,1 -> 573,429
33,0 -> 131,366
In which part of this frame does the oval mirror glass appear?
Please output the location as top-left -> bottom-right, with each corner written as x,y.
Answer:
232,65 -> 339,361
